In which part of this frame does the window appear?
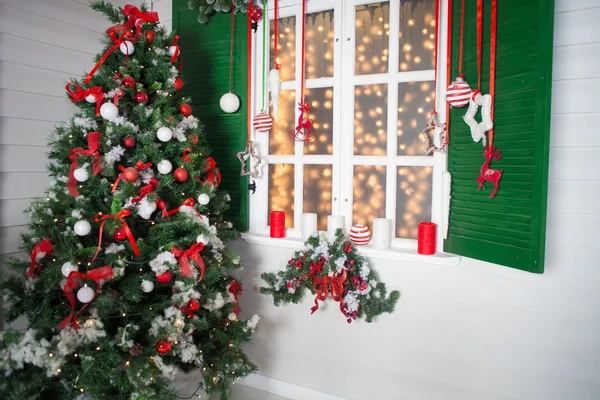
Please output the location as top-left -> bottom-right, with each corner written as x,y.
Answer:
250,0 -> 447,249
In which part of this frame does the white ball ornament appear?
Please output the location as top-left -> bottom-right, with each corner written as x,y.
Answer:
61,262 -> 79,277
196,234 -> 208,245
85,94 -> 97,103
141,280 -> 154,293
99,102 -> 119,120
156,127 -> 173,142
219,92 -> 240,113
77,285 -> 95,303
119,40 -> 135,55
197,193 -> 210,205
157,159 -> 173,174
168,46 -> 177,57
73,167 -> 89,182
74,220 -> 92,236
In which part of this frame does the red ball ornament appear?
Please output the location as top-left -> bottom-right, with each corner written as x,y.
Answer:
179,104 -> 192,117
189,135 -> 199,145
187,299 -> 200,312
156,271 -> 173,284
134,91 -> 148,104
122,76 -> 136,88
114,227 -> 127,241
155,339 -> 172,354
122,167 -> 139,183
173,77 -> 184,91
124,137 -> 136,148
174,167 -> 188,182
250,6 -> 263,22
145,30 -> 156,44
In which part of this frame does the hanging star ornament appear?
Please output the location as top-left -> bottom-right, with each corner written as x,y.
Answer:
236,140 -> 262,179
421,112 -> 447,155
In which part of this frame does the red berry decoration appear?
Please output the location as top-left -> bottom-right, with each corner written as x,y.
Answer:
155,339 -> 172,354
145,30 -> 156,44
174,167 -> 188,182
179,104 -> 192,117
189,135 -> 199,145
187,299 -> 200,312
173,77 -> 184,91
122,76 -> 136,88
134,91 -> 148,104
124,137 -> 136,148
114,227 -> 127,241
156,271 -> 173,284
122,167 -> 139,183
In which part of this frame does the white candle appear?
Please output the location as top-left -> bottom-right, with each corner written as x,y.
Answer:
372,218 -> 392,249
327,215 -> 345,242
302,213 -> 318,241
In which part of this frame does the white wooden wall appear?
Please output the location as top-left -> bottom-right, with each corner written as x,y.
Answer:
0,0 -> 171,257
231,1 -> 600,399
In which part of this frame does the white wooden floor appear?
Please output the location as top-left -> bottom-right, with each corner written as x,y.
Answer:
229,384 -> 291,400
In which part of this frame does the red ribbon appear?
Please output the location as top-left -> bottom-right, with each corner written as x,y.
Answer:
170,35 -> 182,72
195,157 -> 221,187
106,5 -> 159,44
93,210 -> 140,261
65,83 -> 104,116
26,239 -> 52,279
68,132 -> 102,197
229,280 -> 243,316
182,148 -> 192,162
113,88 -> 124,106
171,243 -> 205,280
310,270 -> 347,315
163,197 -> 201,218
111,160 -> 152,193
131,177 -> 159,204
84,31 -> 134,84
58,266 -> 114,330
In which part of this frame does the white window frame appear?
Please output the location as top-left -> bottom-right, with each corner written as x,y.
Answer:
249,0 -> 449,252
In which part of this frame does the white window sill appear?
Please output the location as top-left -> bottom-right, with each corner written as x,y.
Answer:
240,233 -> 462,267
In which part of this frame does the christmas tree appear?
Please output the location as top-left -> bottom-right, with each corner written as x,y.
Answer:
0,2 -> 258,399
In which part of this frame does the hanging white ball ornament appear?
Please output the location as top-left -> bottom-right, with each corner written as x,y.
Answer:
197,193 -> 210,205
100,102 -> 119,120
141,280 -> 154,293
119,40 -> 135,55
61,262 -> 79,277
74,220 -> 92,236
73,167 -> 89,182
85,94 -> 97,103
196,234 -> 208,245
219,92 -> 240,113
168,46 -> 178,57
77,285 -> 95,303
157,160 -> 173,174
156,127 -> 173,142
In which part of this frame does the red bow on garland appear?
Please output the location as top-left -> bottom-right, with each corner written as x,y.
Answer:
310,270 -> 347,315
65,84 -> 104,116
228,280 -> 243,316
163,197 -> 202,219
68,132 -> 103,197
58,266 -> 114,330
195,157 -> 221,188
26,239 -> 53,279
171,243 -> 205,280
131,177 -> 159,204
106,5 -> 159,44
93,210 -> 140,261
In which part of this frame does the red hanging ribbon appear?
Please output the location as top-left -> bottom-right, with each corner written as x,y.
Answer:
65,84 -> 105,116
163,197 -> 201,218
228,280 -> 243,316
131,177 -> 159,204
26,239 -> 53,279
58,266 -> 114,330
488,0 -> 497,149
106,5 -> 159,44
445,0 -> 453,146
432,0 -> 440,113
171,243 -> 205,280
310,270 -> 347,315
458,0 -> 465,77
84,31 -> 134,84
476,0 -> 483,91
68,132 -> 102,197
182,148 -> 192,162
93,210 -> 140,261
195,157 -> 222,187
247,2 -> 253,141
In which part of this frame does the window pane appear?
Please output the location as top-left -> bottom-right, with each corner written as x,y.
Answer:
397,81 -> 435,155
399,0 -> 436,71
303,164 -> 332,230
269,164 -> 295,229
305,10 -> 334,79
353,165 -> 386,230
304,87 -> 333,155
396,166 -> 432,239
269,90 -> 296,155
355,2 -> 390,75
270,16 -> 296,82
354,84 -> 388,155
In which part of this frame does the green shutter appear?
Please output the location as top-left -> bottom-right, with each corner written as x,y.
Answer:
173,2 -> 249,231
444,0 -> 554,273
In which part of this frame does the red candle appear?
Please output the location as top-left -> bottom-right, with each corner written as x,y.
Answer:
270,211 -> 285,238
418,222 -> 436,255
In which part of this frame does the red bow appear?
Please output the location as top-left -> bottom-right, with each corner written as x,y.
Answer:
68,132 -> 102,197
65,84 -> 105,116
113,88 -> 125,106
58,266 -> 114,330
182,148 -> 192,162
171,243 -> 205,280
170,35 -> 181,62
310,270 -> 347,315
26,239 -> 53,279
131,177 -> 159,204
229,281 -> 243,316
163,197 -> 202,218
93,210 -> 140,261
106,5 -> 159,44
84,31 -> 135,84
111,160 -> 152,193
195,157 -> 221,188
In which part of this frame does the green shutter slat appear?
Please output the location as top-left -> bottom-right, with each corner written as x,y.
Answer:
444,0 -> 554,273
173,2 -> 249,231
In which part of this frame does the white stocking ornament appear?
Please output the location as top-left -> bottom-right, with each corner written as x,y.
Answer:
462,91 -> 493,146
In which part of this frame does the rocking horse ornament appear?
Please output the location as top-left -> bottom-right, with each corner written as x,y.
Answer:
289,101 -> 314,142
477,146 -> 503,198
